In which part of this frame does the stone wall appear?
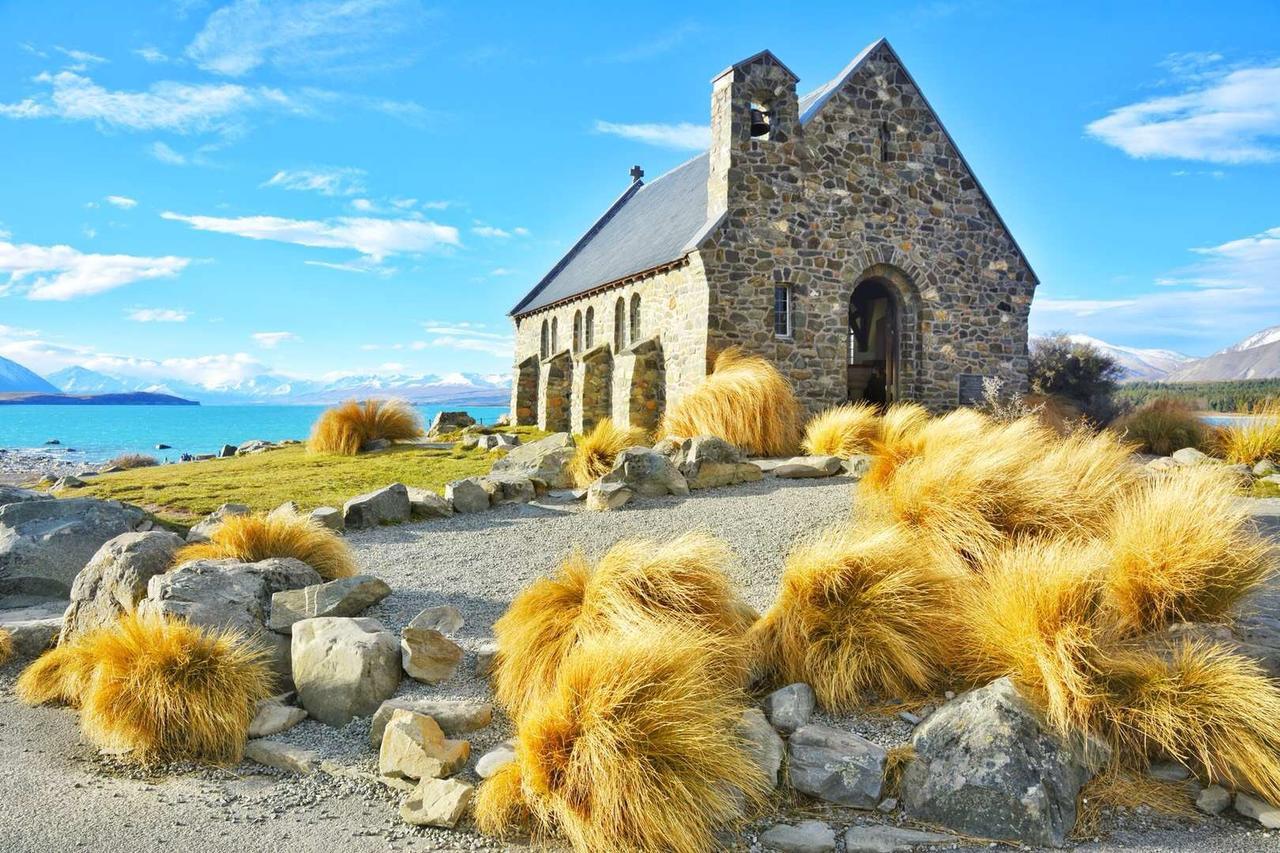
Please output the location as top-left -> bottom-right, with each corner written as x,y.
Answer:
698,43 -> 1035,413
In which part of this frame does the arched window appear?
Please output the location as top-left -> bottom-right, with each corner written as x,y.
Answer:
551,317 -> 559,354
629,293 -> 642,343
584,306 -> 594,350
539,319 -> 549,360
614,296 -> 626,351
573,311 -> 583,354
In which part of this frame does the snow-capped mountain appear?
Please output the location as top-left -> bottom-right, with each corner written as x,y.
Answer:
1060,334 -> 1193,381
1215,325 -> 1280,355
1166,325 -> 1280,382
0,355 -> 60,393
41,365 -> 511,405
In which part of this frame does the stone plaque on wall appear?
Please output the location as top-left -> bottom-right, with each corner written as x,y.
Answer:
957,373 -> 986,406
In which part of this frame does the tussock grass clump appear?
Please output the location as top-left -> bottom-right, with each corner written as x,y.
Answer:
474,762 -> 535,839
863,403 -> 966,488
15,640 -> 98,706
801,402 -> 880,457
483,625 -> 768,853
1112,398 -> 1208,456
1103,466 -> 1274,636
1076,766 -> 1196,837
1215,399 -> 1280,465
307,398 -> 424,456
174,509 -> 356,580
491,533 -> 753,722
0,628 -> 11,666
658,348 -> 801,457
106,453 -> 159,470
568,418 -> 647,488
750,521 -> 964,711
79,612 -> 272,764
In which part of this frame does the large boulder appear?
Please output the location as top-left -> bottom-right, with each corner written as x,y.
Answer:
444,478 -> 490,514
0,486 -> 52,508
788,724 -> 886,808
0,497 -> 150,596
405,487 -> 453,519
379,708 -> 470,782
268,574 -> 392,633
663,435 -> 764,490
773,456 -> 844,479
185,502 -> 250,544
292,616 -> 402,726
899,678 -> 1094,847
601,447 -> 690,497
343,484 -> 411,530
427,411 -> 475,437
488,432 -> 576,488
60,530 -> 185,643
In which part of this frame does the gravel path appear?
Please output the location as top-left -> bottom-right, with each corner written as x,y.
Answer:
3,479 -> 1279,851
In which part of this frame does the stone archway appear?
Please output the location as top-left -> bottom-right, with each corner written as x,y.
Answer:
513,355 -> 539,426
539,351 -> 572,432
573,344 -> 613,435
619,336 -> 664,433
846,262 -> 921,405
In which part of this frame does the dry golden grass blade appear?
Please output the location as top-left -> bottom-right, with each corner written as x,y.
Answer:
78,612 -> 273,765
1111,398 -> 1210,456
568,418 -> 648,488
750,520 -> 965,711
1075,766 -> 1197,839
882,744 -> 917,799
15,637 -> 100,707
307,398 -> 424,456
658,347 -> 801,457
173,509 -> 357,580
1214,399 -> 1280,465
801,402 -> 880,457
1102,466 -> 1275,636
499,624 -> 769,853
0,628 -> 11,667
473,762 -> 541,840
862,401 -> 931,488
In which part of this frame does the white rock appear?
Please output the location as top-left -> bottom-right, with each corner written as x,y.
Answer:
843,824 -> 954,852
475,742 -> 516,779
407,604 -> 464,636
379,708 -> 470,781
248,701 -> 307,738
400,777 -> 473,828
291,617 -> 401,726
243,739 -> 318,774
1235,791 -> 1280,828
1195,784 -> 1231,815
759,819 -> 835,852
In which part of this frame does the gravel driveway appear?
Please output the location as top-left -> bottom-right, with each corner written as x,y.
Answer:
2,480 -> 1278,852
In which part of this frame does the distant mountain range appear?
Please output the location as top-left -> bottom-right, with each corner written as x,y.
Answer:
1063,334 -> 1194,382
42,365 -> 512,405
1164,324 -> 1280,382
0,355 -> 60,394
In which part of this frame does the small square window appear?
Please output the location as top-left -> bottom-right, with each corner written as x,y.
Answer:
773,285 -> 792,338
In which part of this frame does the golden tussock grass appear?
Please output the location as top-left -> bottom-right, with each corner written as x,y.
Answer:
882,744 -> 917,799
15,639 -> 99,706
568,418 -> 648,488
861,402 -> 931,487
0,628 -> 11,666
1075,766 -> 1197,837
78,612 -> 273,765
1102,466 -> 1274,636
485,624 -> 768,853
173,509 -> 356,580
473,762 -> 538,840
658,347 -> 801,457
1112,398 -> 1209,456
750,520 -> 965,711
1214,399 -> 1280,465
491,532 -> 754,721
106,453 -> 159,470
801,402 -> 880,457
307,398 -> 424,456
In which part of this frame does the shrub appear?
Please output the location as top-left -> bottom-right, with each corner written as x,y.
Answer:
1111,398 -> 1208,455
1030,334 -> 1124,421
479,625 -> 768,853
0,628 -> 11,666
173,509 -> 356,580
800,402 -> 880,457
307,398 -> 424,456
658,348 -> 801,457
1102,466 -> 1273,636
1215,399 -> 1280,465
750,520 -> 964,710
491,533 -> 753,722
79,612 -> 272,765
568,418 -> 647,488
107,453 -> 159,470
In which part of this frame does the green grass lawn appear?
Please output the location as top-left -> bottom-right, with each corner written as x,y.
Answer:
78,428 -> 545,522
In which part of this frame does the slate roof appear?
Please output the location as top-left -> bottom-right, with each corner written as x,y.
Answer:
511,38 -> 1033,317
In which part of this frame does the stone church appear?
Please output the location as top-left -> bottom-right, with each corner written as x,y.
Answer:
509,38 -> 1037,433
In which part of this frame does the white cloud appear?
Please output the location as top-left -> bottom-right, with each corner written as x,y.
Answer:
472,225 -> 510,238
105,195 -> 138,209
162,211 -> 459,261
594,119 -> 710,150
421,200 -> 452,210
186,0 -> 425,77
0,71 -> 298,135
0,324 -> 39,339
150,141 -> 188,165
1030,225 -> 1280,351
0,338 -> 274,388
597,22 -> 699,64
390,197 -> 417,209
490,267 -> 513,276
55,46 -> 108,68
0,239 -> 190,301
252,331 -> 299,348
134,46 -> 169,63
128,307 -> 189,322
1086,59 -> 1280,163
421,335 -> 513,359
350,198 -> 376,212
263,167 -> 366,196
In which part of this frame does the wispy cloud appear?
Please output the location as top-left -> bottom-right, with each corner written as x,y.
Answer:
1030,224 -> 1280,351
186,0 -> 427,77
594,119 -> 710,150
1086,56 -> 1280,164
252,331 -> 300,348
263,166 -> 366,196
105,195 -> 138,209
0,337 -> 273,387
150,141 -> 188,165
0,239 -> 190,301
134,46 -> 169,64
128,307 -> 189,322
55,46 -> 108,70
161,211 -> 459,261
595,22 -> 699,63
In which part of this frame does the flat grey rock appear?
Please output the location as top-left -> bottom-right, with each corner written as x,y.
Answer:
343,484 -> 410,529
759,819 -> 835,852
269,574 -> 391,633
763,682 -> 814,734
0,497 -> 149,596
843,824 -> 954,852
788,723 -> 886,807
369,698 -> 493,746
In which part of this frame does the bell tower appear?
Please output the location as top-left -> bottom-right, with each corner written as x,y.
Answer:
707,50 -> 800,220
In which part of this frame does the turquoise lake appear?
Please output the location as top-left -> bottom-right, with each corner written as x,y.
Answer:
0,404 -> 508,463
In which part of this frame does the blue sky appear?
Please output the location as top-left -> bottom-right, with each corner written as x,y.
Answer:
1,0 -> 1278,387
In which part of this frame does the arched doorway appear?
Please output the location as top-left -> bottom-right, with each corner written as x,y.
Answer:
848,278 -> 899,405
